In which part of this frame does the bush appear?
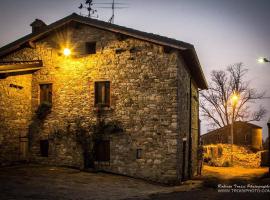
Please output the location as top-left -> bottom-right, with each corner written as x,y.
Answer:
222,161 -> 232,167
204,155 -> 212,163
217,145 -> 223,157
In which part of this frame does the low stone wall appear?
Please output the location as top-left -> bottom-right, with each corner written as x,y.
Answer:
203,144 -> 263,168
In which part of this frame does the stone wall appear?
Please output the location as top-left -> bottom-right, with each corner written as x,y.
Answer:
176,54 -> 190,180
203,144 -> 262,168
191,81 -> 199,176
0,22 -> 199,183
0,74 -> 32,165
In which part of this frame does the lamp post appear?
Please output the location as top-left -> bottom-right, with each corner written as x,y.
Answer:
258,57 -> 270,63
230,92 -> 239,166
267,118 -> 270,174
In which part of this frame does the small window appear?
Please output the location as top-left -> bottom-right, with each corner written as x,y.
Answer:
136,149 -> 142,159
95,81 -> 110,107
94,140 -> 110,161
40,84 -> 52,104
40,140 -> 49,157
244,134 -> 248,142
86,42 -> 96,54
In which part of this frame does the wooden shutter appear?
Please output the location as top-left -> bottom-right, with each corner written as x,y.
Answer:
40,84 -> 52,104
105,81 -> 110,106
94,81 -> 110,107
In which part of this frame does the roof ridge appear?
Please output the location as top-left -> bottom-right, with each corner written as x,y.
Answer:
0,13 -> 207,89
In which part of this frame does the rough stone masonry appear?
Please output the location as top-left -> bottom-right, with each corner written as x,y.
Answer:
0,14 -> 206,184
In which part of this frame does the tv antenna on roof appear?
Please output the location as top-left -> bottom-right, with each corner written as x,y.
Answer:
78,0 -> 98,18
94,0 -> 128,23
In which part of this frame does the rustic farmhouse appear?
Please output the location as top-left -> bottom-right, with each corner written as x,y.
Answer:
201,121 -> 263,151
0,13 -> 207,184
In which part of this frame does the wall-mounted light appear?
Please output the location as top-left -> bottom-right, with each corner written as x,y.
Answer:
63,48 -> 71,56
258,57 -> 269,63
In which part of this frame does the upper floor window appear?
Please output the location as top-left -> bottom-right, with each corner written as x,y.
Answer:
86,42 -> 96,54
95,81 -> 110,107
40,84 -> 52,105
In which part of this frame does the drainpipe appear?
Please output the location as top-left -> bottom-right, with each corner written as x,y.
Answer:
188,77 -> 192,179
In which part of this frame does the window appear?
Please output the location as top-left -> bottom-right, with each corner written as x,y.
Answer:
40,140 -> 49,157
95,81 -> 110,107
136,149 -> 142,159
40,84 -> 52,104
244,134 -> 248,142
86,42 -> 96,54
94,140 -> 110,161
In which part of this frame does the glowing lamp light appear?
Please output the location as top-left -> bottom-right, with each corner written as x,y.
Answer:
63,48 -> 71,56
231,93 -> 239,106
258,57 -> 269,63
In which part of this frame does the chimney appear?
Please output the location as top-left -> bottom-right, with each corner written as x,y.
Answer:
30,19 -> 47,33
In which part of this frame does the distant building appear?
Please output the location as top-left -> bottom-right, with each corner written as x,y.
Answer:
201,121 -> 263,150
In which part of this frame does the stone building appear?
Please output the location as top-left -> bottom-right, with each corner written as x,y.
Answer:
201,121 -> 263,151
0,13 -> 207,184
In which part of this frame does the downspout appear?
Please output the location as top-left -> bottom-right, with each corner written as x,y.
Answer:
188,77 -> 192,179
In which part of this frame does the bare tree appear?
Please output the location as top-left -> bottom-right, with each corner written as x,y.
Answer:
200,63 -> 267,129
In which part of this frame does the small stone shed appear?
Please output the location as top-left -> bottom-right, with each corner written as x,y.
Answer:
201,121 -> 263,151
0,13 -> 207,184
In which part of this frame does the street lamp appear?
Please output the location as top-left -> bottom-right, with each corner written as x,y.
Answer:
267,118 -> 270,174
230,92 -> 239,166
258,57 -> 270,63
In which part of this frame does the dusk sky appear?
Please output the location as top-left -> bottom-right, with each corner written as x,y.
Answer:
0,0 -> 270,138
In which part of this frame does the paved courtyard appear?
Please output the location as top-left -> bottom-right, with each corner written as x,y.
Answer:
0,165 -> 200,200
0,165 -> 269,200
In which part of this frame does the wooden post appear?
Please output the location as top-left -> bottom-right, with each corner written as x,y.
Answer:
267,119 -> 270,174
231,105 -> 236,166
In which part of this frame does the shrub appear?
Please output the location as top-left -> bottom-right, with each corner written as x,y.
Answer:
204,155 -> 212,163
222,161 -> 232,167
217,145 -> 223,157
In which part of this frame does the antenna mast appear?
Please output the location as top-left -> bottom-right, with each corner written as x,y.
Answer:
109,0 -> 115,23
78,0 -> 98,18
94,1 -> 128,24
